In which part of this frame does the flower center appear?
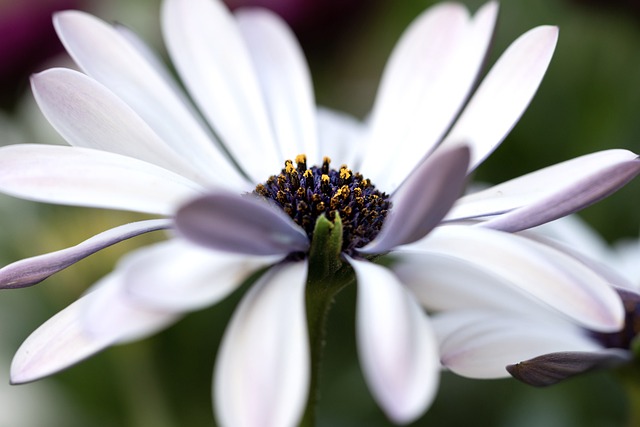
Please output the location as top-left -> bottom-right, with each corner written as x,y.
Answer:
254,155 -> 391,257
589,288 -> 640,350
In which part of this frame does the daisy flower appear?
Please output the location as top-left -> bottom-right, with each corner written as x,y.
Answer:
0,0 -> 638,425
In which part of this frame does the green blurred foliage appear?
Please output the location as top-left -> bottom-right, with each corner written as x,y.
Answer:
0,0 -> 639,426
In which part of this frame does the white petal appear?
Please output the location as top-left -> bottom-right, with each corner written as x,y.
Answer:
121,239 -> 278,311
162,0 -> 282,182
392,251 -> 565,317
436,25 -> 558,170
316,107 -> 366,168
214,262 -> 309,427
0,219 -> 171,289
362,2 -> 497,191
31,69 -> 208,184
446,149 -> 639,222
409,225 -> 624,332
433,310 -> 602,379
11,293 -> 112,384
11,274 -> 178,384
53,11 -> 247,188
349,258 -> 439,424
0,144 -> 203,215
236,9 -> 318,165
81,271 -> 181,344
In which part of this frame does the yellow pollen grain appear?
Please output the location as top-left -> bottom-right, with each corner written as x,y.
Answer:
339,167 -> 351,180
303,169 -> 313,178
321,174 -> 329,183
295,154 -> 307,165
284,160 -> 295,174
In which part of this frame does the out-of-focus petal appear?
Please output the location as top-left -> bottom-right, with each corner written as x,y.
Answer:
446,150 -> 640,227
507,349 -> 631,386
0,219 -> 171,289
316,107 -> 366,168
0,144 -> 203,215
31,69 -> 209,185
363,2 -> 497,191
433,310 -> 604,379
349,258 -> 439,424
11,274 -> 178,384
214,262 -> 309,427
236,9 -> 318,165
121,239 -> 278,311
53,11 -> 247,188
175,192 -> 309,255
81,271 -> 181,344
359,146 -> 469,254
162,0 -> 281,182
435,25 -> 558,171
410,225 -> 624,332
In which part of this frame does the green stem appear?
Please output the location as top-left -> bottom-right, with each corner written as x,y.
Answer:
617,361 -> 640,427
299,214 -> 354,427
299,265 -> 354,427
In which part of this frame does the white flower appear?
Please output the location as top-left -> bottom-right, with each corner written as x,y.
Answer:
0,0 -> 637,425
429,215 -> 640,387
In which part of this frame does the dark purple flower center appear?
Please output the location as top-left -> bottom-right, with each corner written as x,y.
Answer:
589,288 -> 640,349
254,155 -> 391,257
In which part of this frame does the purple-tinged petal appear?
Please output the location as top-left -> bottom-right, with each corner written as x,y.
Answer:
214,262 -> 309,427
0,219 -> 171,289
53,11 -> 247,189
11,273 -> 178,384
507,350 -> 631,386
236,9 -> 318,165
31,69 -> 209,185
359,145 -> 469,254
0,144 -> 203,214
410,225 -> 624,332
435,25 -> 558,171
349,257 -> 439,424
162,0 -> 282,182
175,192 -> 309,256
362,2 -> 497,191
480,153 -> 640,232
121,239 -> 278,311
433,310 -> 604,379
446,149 -> 639,222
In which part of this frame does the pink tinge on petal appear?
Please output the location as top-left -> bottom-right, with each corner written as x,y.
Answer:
214,261 -> 309,427
349,257 -> 440,424
362,2 -> 498,192
436,25 -> 559,171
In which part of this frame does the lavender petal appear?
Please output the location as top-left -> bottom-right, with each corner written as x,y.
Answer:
359,145 -> 469,254
175,192 -> 309,255
481,154 -> 640,232
0,219 -> 171,289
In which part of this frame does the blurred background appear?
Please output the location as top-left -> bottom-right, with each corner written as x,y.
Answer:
0,0 -> 639,425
